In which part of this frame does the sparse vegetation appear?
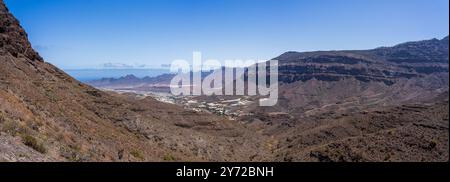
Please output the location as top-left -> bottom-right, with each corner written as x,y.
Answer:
387,130 -> 394,135
60,145 -> 82,162
163,154 -> 176,161
21,135 -> 47,154
429,140 -> 438,150
384,153 -> 391,161
18,153 -> 29,158
45,90 -> 58,102
130,149 -> 144,160
0,116 -> 21,136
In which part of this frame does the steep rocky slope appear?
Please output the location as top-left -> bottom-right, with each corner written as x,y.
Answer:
247,37 -> 449,162
0,1 -> 269,162
248,36 -> 448,119
274,93 -> 449,162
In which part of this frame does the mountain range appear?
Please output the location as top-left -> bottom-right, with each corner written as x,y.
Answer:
1,0 -> 448,162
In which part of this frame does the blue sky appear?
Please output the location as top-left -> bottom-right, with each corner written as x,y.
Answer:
4,0 -> 449,69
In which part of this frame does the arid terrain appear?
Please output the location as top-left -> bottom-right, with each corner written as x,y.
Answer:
1,0 -> 448,162
0,1 -> 270,162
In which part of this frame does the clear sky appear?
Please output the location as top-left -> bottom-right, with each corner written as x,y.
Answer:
4,0 -> 449,69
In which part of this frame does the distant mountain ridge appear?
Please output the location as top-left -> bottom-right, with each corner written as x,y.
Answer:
89,36 -> 448,90
275,36 -> 448,85
87,73 -> 175,88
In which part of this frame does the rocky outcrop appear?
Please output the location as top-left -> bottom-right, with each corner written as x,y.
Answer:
0,0 -> 42,61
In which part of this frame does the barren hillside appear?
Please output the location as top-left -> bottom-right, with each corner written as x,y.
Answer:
1,0 -> 448,162
0,0 -> 269,162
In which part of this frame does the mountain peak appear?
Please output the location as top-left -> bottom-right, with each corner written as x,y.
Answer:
122,74 -> 138,79
0,0 -> 42,61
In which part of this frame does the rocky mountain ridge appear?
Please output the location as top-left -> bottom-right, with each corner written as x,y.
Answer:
275,36 -> 448,85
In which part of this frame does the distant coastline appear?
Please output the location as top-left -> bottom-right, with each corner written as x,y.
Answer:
64,68 -> 171,82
